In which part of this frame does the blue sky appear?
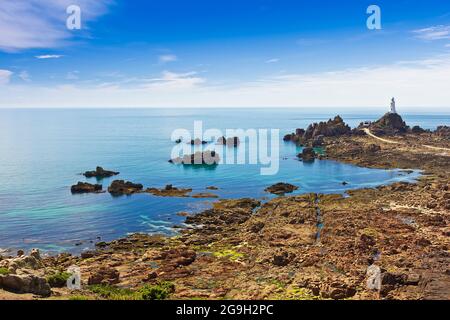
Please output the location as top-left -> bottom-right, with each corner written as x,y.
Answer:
1,0 -> 450,109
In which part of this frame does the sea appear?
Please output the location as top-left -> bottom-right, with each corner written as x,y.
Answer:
0,108 -> 448,255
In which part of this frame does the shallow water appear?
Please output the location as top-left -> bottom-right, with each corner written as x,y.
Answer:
0,108 -> 444,254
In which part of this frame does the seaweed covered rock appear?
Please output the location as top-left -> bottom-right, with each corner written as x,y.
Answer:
265,183 -> 299,195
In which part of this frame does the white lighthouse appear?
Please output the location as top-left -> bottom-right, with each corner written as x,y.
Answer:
390,97 -> 397,114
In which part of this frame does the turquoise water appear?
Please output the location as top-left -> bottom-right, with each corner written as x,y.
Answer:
1,108 -> 446,255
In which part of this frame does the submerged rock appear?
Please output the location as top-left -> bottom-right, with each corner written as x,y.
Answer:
265,183 -> 299,195
108,180 -> 143,196
71,182 -> 102,194
83,166 -> 119,178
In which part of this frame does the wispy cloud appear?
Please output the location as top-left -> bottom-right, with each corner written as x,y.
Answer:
0,70 -> 13,85
265,58 -> 280,64
158,54 -> 178,63
35,55 -> 63,59
0,0 -> 111,52
413,25 -> 450,40
18,71 -> 31,82
142,71 -> 205,90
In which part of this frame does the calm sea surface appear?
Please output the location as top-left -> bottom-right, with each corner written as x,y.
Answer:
0,108 -> 448,254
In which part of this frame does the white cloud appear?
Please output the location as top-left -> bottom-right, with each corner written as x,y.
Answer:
0,70 -> 13,85
0,0 -> 111,52
413,25 -> 450,41
18,71 -> 31,82
141,71 -> 205,90
158,54 -> 178,63
35,55 -> 63,59
265,58 -> 280,64
2,55 -> 450,111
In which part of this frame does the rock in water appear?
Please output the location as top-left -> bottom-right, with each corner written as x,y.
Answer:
71,182 -> 102,194
83,166 -> 119,178
169,151 -> 220,165
108,180 -> 143,196
297,147 -> 317,162
265,183 -> 299,195
370,113 -> 408,135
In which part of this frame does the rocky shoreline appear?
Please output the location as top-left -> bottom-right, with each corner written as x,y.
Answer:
1,114 -> 449,300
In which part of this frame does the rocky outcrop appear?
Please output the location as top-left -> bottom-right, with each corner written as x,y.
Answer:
0,274 -> 51,297
71,182 -> 103,194
169,151 -> 220,165
284,116 -> 351,146
265,183 -> 299,195
369,113 -> 408,135
108,180 -> 143,196
83,166 -> 119,178
435,126 -> 450,139
145,185 -> 193,197
87,267 -> 120,285
297,147 -> 317,162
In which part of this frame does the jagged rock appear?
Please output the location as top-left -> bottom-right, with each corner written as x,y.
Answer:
169,151 -> 220,165
265,183 -> 299,195
108,180 -> 143,196
88,267 -> 120,285
303,115 -> 351,140
83,166 -> 119,178
217,136 -> 240,147
297,147 -> 316,162
370,113 -> 408,135
312,135 -> 325,147
71,182 -> 102,194
0,274 -> 51,297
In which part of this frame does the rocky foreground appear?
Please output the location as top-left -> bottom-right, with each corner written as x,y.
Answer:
1,116 -> 449,300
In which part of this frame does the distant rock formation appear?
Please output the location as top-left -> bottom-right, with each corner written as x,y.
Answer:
83,166 -> 119,178
369,113 -> 408,136
284,115 -> 351,146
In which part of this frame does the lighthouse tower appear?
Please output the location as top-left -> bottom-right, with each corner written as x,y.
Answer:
390,97 -> 397,114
